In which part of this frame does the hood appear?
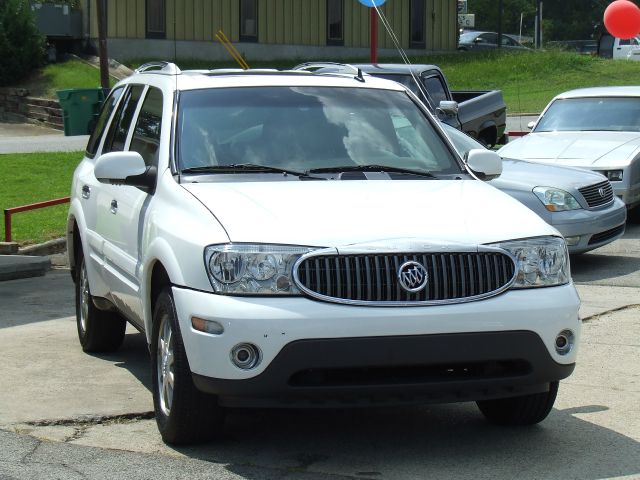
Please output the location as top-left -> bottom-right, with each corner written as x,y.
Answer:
182,179 -> 555,247
498,131 -> 640,168
491,158 -> 608,191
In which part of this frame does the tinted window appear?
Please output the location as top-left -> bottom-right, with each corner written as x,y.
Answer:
103,85 -> 145,153
85,87 -> 123,158
410,0 -> 425,48
424,76 -> 449,107
130,87 -> 163,167
479,33 -> 497,44
240,0 -> 257,41
535,97 -> 640,132
327,0 -> 344,45
177,86 -> 460,175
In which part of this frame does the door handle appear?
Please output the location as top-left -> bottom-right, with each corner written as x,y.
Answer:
82,185 -> 91,199
110,199 -> 118,214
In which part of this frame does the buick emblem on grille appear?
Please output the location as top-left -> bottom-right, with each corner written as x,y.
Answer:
398,261 -> 429,293
598,187 -> 606,197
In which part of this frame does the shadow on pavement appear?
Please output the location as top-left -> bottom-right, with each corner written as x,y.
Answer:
172,402 -> 639,479
571,253 -> 640,283
91,331 -> 152,392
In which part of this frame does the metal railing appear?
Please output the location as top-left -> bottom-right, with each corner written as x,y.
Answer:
4,197 -> 70,243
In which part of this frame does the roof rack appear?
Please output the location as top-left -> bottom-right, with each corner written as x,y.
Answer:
292,62 -> 366,82
135,61 -> 181,75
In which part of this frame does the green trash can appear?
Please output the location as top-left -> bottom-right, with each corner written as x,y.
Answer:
56,88 -> 106,136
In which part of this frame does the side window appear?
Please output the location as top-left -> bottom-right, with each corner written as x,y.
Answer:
103,85 -> 145,154
85,87 -> 123,158
423,76 -> 449,107
619,39 -> 631,46
130,87 -> 163,167
480,33 -> 497,45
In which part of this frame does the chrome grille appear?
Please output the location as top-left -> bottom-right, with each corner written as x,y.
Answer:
294,252 -> 515,305
578,180 -> 614,208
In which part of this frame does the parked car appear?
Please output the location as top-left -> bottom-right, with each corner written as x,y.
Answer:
597,33 -> 640,60
442,123 -> 626,253
68,62 -> 580,445
458,31 -> 529,51
499,87 -> 640,221
347,63 -> 507,146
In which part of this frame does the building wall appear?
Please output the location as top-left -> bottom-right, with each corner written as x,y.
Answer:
82,0 -> 457,57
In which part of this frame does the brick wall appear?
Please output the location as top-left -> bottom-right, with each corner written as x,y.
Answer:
0,88 -> 63,130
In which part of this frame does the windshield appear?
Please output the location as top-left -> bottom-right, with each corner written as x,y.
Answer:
535,97 -> 640,132
441,123 -> 484,156
177,86 -> 460,175
459,32 -> 479,43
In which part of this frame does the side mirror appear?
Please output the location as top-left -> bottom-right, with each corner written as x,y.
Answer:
527,121 -> 536,130
95,151 -> 156,194
466,149 -> 502,180
437,100 -> 459,117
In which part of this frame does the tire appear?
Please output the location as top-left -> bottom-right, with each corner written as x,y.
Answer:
75,249 -> 126,353
476,381 -> 559,426
628,205 -> 640,224
151,287 -> 225,445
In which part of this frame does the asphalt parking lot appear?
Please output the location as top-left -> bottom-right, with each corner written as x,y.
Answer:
1,225 -> 639,479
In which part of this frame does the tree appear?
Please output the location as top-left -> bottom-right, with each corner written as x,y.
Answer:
0,0 -> 44,86
467,0 -> 632,41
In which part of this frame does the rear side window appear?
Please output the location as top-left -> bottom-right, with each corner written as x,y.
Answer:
103,85 -> 145,153
130,87 -> 164,167
85,87 -> 123,158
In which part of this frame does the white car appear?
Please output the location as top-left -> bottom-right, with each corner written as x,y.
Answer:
499,87 -> 640,221
68,62 -> 580,445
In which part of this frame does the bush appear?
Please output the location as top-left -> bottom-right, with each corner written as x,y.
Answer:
0,0 -> 45,86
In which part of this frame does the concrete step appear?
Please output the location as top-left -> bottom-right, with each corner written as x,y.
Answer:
0,255 -> 51,282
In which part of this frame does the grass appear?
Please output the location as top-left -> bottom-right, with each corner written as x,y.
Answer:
13,58 -> 115,99
128,49 -> 640,114
0,151 -> 83,245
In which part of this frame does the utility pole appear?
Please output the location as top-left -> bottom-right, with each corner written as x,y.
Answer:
497,0 -> 503,48
535,0 -> 543,49
96,0 -> 109,90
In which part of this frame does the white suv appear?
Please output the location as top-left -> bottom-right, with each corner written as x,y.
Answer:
68,62 -> 580,445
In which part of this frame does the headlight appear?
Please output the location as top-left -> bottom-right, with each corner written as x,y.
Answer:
490,236 -> 570,288
533,187 -> 581,212
204,244 -> 313,295
603,170 -> 623,182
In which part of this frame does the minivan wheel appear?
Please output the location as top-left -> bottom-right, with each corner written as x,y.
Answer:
151,287 -> 225,445
75,249 -> 126,353
477,381 -> 559,426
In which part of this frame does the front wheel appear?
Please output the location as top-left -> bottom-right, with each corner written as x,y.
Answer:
75,249 -> 126,353
151,287 -> 225,445
476,381 -> 559,426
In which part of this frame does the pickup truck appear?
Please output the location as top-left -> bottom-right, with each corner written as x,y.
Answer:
354,63 -> 507,146
597,33 -> 640,61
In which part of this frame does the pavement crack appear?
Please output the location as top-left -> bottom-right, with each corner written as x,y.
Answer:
581,304 -> 640,323
24,411 -> 155,429
20,437 -> 42,464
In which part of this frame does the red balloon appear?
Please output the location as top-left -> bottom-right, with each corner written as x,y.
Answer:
604,0 -> 640,39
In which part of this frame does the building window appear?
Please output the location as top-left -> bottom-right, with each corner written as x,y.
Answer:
240,0 -> 258,42
327,0 -> 344,46
146,0 -> 166,39
410,0 -> 425,49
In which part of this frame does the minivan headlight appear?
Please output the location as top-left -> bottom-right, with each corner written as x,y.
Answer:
204,244 -> 313,295
490,236 -> 570,288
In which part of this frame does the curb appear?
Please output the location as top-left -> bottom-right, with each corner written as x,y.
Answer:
0,255 -> 50,282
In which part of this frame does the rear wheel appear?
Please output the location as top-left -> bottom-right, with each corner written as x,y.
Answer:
477,381 -> 559,426
151,287 -> 225,445
75,249 -> 126,353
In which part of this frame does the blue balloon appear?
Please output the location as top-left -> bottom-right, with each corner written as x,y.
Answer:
358,0 -> 387,6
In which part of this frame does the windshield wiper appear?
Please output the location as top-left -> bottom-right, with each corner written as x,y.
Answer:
308,164 -> 436,178
181,164 -> 326,180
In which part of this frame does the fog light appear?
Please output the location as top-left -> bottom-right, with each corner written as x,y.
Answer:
231,343 -> 261,370
555,329 -> 575,355
191,316 -> 224,335
564,236 -> 580,246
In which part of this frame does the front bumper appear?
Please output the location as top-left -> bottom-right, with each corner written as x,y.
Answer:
193,331 -> 575,408
549,198 -> 627,253
172,283 -> 581,403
